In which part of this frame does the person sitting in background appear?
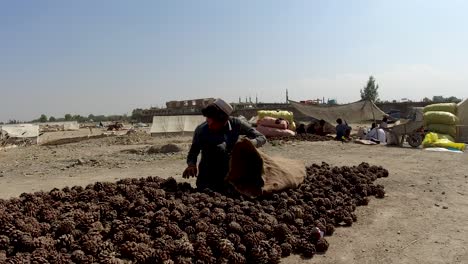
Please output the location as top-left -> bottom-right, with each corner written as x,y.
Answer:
380,116 -> 388,129
296,124 -> 306,135
335,118 -> 351,140
366,123 -> 386,144
315,119 -> 328,136
306,122 -> 316,134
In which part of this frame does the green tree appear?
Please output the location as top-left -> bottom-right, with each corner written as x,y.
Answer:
64,114 -> 72,121
360,76 -> 379,102
49,116 -> 56,122
39,114 -> 48,123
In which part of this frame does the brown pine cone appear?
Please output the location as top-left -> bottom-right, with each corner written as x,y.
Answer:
226,233 -> 241,247
56,234 -> 74,250
218,239 -> 235,257
194,242 -> 216,264
280,243 -> 292,257
176,238 -> 194,257
248,246 -> 269,264
151,248 -> 171,263
173,256 -> 193,264
228,252 -> 246,264
301,242 -> 316,259
166,223 -> 184,239
0,235 -> 9,250
273,224 -> 291,242
316,239 -> 329,253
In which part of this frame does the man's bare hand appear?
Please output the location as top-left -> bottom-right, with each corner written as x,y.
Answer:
183,165 -> 197,179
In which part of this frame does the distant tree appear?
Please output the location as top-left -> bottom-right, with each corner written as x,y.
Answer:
131,109 -> 144,122
49,116 -> 56,122
432,96 -> 461,103
432,96 -> 444,103
39,114 -> 48,123
447,96 -> 462,103
392,100 -> 397,103
88,114 -> 95,121
422,97 -> 432,103
360,76 -> 379,102
64,114 -> 72,121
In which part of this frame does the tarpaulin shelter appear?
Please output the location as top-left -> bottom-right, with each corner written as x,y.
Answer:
457,99 -> 468,142
150,115 -> 205,136
289,100 -> 387,124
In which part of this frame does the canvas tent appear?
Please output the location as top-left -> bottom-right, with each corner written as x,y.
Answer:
0,124 -> 40,145
457,99 -> 468,142
290,100 -> 387,124
150,115 -> 205,136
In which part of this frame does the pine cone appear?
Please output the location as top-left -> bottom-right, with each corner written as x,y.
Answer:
217,239 -> 235,257
227,233 -> 241,247
184,226 -> 196,236
248,246 -> 269,264
280,243 -> 292,257
194,243 -> 216,264
98,250 -> 124,264
268,244 -> 282,264
176,238 -> 194,257
195,221 -> 210,233
166,223 -> 184,239
301,242 -> 316,259
316,239 -> 329,253
56,234 -> 74,250
0,235 -> 9,250
273,224 -> 291,242
228,252 -> 247,264
236,244 -> 247,255
173,256 -> 193,264
53,219 -> 75,237
151,249 -> 171,263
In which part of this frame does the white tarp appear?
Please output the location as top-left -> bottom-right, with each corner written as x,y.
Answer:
42,121 -> 80,131
150,115 -> 205,135
1,124 -> 40,138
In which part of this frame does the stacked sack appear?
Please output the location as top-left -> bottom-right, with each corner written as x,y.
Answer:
423,103 -> 458,138
256,110 -> 296,137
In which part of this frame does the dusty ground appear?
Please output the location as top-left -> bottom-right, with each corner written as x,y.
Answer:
0,130 -> 467,264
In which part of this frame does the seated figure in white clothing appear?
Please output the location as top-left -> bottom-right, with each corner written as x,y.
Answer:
365,123 -> 386,144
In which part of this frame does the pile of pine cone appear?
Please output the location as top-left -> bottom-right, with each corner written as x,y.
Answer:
0,162 -> 388,263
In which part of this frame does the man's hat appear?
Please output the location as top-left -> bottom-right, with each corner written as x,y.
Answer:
213,98 -> 233,116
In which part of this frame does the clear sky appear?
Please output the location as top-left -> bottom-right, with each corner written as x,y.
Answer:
1,0 -> 467,122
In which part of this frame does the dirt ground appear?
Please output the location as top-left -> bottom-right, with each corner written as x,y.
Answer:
0,130 -> 467,264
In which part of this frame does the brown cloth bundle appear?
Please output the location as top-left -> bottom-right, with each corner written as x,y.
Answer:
226,139 -> 306,197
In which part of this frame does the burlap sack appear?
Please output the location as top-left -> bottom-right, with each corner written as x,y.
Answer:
226,139 -> 306,197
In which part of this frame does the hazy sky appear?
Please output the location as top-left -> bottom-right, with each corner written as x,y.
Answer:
1,0 -> 467,122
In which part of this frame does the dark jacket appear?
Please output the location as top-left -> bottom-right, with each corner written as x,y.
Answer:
187,117 -> 266,191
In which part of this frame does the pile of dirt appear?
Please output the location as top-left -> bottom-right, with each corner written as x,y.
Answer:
147,144 -> 182,155
268,134 -> 334,142
0,163 -> 388,263
113,131 -> 153,145
41,135 -> 112,146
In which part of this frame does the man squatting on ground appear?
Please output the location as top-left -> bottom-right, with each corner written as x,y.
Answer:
182,99 -> 267,192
